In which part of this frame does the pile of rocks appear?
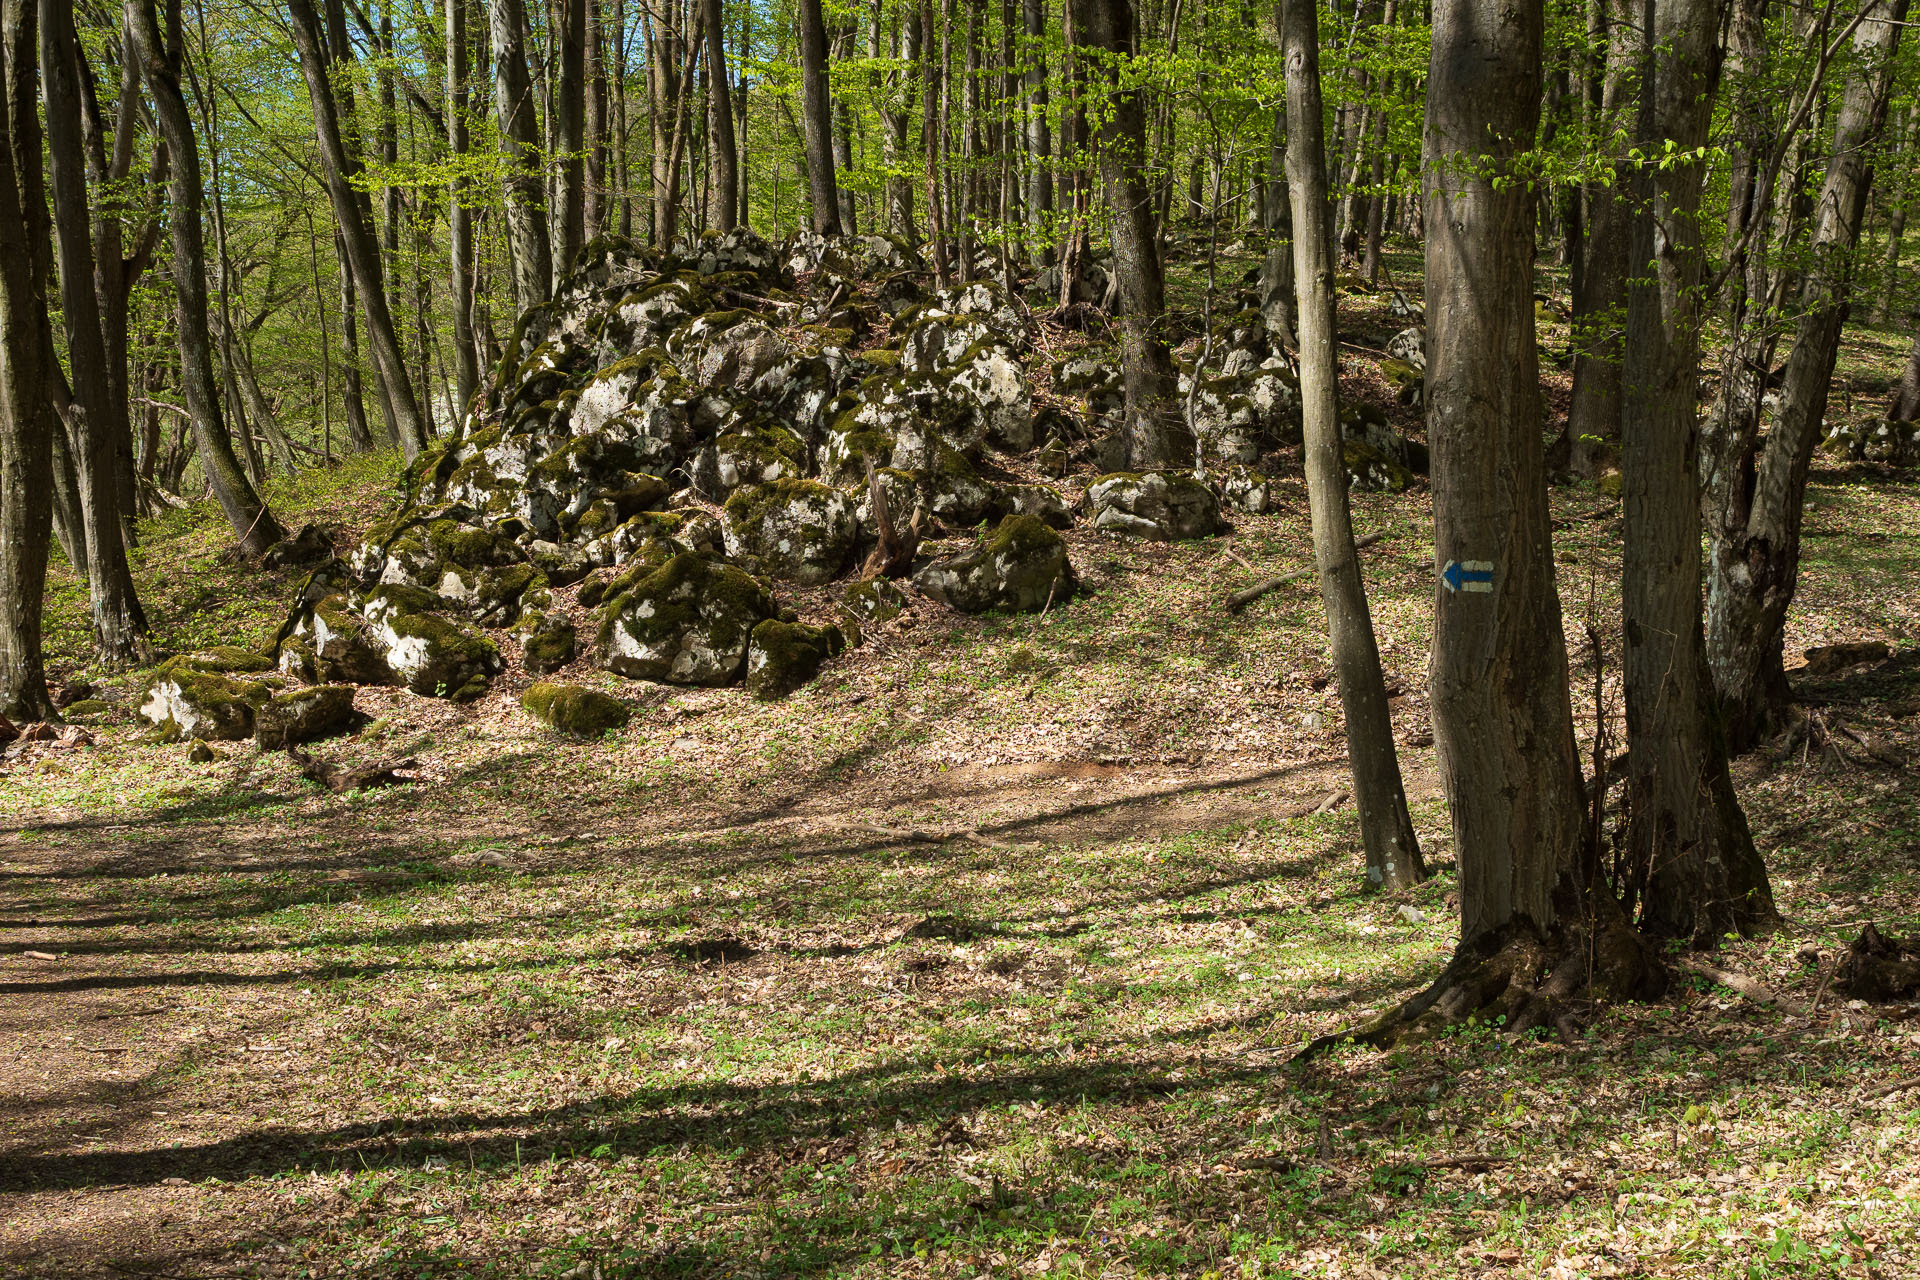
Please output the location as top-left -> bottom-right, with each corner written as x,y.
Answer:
137,228 -> 1426,744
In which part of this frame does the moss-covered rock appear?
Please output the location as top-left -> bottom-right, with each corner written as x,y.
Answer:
359,585 -> 503,701
1086,471 -> 1226,540
286,593 -> 394,685
745,620 -> 846,700
690,420 -> 809,497
254,685 -> 356,751
522,622 -> 578,675
172,646 -> 277,674
140,662 -> 273,741
60,698 -> 114,722
912,514 -> 1075,613
721,479 -> 858,585
842,577 -> 908,623
596,552 -> 779,685
521,682 -> 631,735
1343,438 -> 1415,493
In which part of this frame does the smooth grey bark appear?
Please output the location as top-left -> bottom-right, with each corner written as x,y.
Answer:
490,0 -> 553,311
1076,0 -> 1184,466
1280,0 -> 1424,893
799,0 -> 842,233
875,0 -> 917,238
288,0 -> 431,461
1563,0 -> 1636,477
1888,330 -> 1920,421
336,238 -> 376,451
43,0 -> 150,664
449,0 -> 480,418
703,0 -> 738,231
555,0 -> 586,272
0,0 -> 54,719
1704,0 -> 1909,752
1022,0 -> 1052,259
1424,0 -> 1585,944
125,0 -> 281,555
1879,102 -> 1913,322
1619,0 -> 1773,943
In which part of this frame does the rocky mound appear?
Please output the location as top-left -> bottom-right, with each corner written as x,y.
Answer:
139,228 -> 1428,741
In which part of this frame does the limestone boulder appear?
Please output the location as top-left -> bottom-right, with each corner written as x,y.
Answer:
745,620 -> 847,700
596,552 -> 778,685
721,479 -> 859,585
913,514 -> 1074,613
521,682 -> 631,735
358,585 -> 503,701
1086,472 -> 1226,541
254,685 -> 356,751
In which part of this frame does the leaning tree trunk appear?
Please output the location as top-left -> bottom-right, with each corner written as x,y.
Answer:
703,0 -> 738,232
42,0 -> 150,664
489,0 -> 553,313
1705,0 -> 1909,753
0,0 -> 56,720
1280,0 -> 1424,892
1562,0 -> 1635,478
1619,0 -> 1774,944
1076,0 -> 1184,467
287,0 -> 432,462
125,0 -> 281,555
798,0 -> 842,234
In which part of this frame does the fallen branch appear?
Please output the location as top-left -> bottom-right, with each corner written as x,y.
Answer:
1865,1075 -> 1920,1101
1676,957 -> 1809,1017
846,821 -> 1019,851
1226,531 -> 1387,613
1422,1153 -> 1510,1171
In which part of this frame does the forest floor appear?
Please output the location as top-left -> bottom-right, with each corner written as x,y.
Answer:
4,256 -> 1920,1278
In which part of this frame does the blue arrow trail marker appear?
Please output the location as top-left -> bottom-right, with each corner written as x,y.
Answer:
1441,560 -> 1494,593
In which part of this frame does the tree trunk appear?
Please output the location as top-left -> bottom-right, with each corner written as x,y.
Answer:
287,0 -> 433,462
43,0 -> 150,664
336,238 -> 376,451
125,0 -> 281,555
921,0 -> 948,279
1022,0 -> 1052,263
1887,329 -> 1920,422
1879,103 -> 1913,323
1563,0 -> 1635,477
0,0 -> 54,719
1076,0 -> 1184,466
1280,0 -> 1424,893
1705,0 -> 1908,753
449,0 -> 480,419
584,0 -> 607,239
1619,0 -> 1773,943
1424,0 -> 1585,945
489,0 -> 553,311
555,0 -> 585,272
702,0 -> 738,231
799,0 -> 842,233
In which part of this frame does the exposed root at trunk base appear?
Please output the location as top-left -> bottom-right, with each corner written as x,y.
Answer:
1291,914 -> 1669,1062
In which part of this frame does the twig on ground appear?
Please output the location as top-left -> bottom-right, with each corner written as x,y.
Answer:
1226,531 -> 1386,613
846,822 -> 1021,851
1677,957 -> 1810,1017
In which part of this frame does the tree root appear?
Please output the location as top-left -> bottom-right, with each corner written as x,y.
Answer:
1291,913 -> 1668,1063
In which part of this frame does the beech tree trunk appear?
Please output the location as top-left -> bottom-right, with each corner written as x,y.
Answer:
448,0 -> 480,418
799,0 -> 842,233
1704,0 -> 1909,752
1889,330 -> 1920,423
490,0 -> 553,311
1022,0 -> 1052,261
1619,0 -> 1773,943
1563,0 -> 1635,477
288,0 -> 433,461
555,0 -> 585,271
1280,0 -> 1424,893
1424,0 -> 1584,944
43,0 -> 150,664
126,0 -> 281,555
703,0 -> 738,231
1076,0 -> 1184,467
0,0 -> 55,719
